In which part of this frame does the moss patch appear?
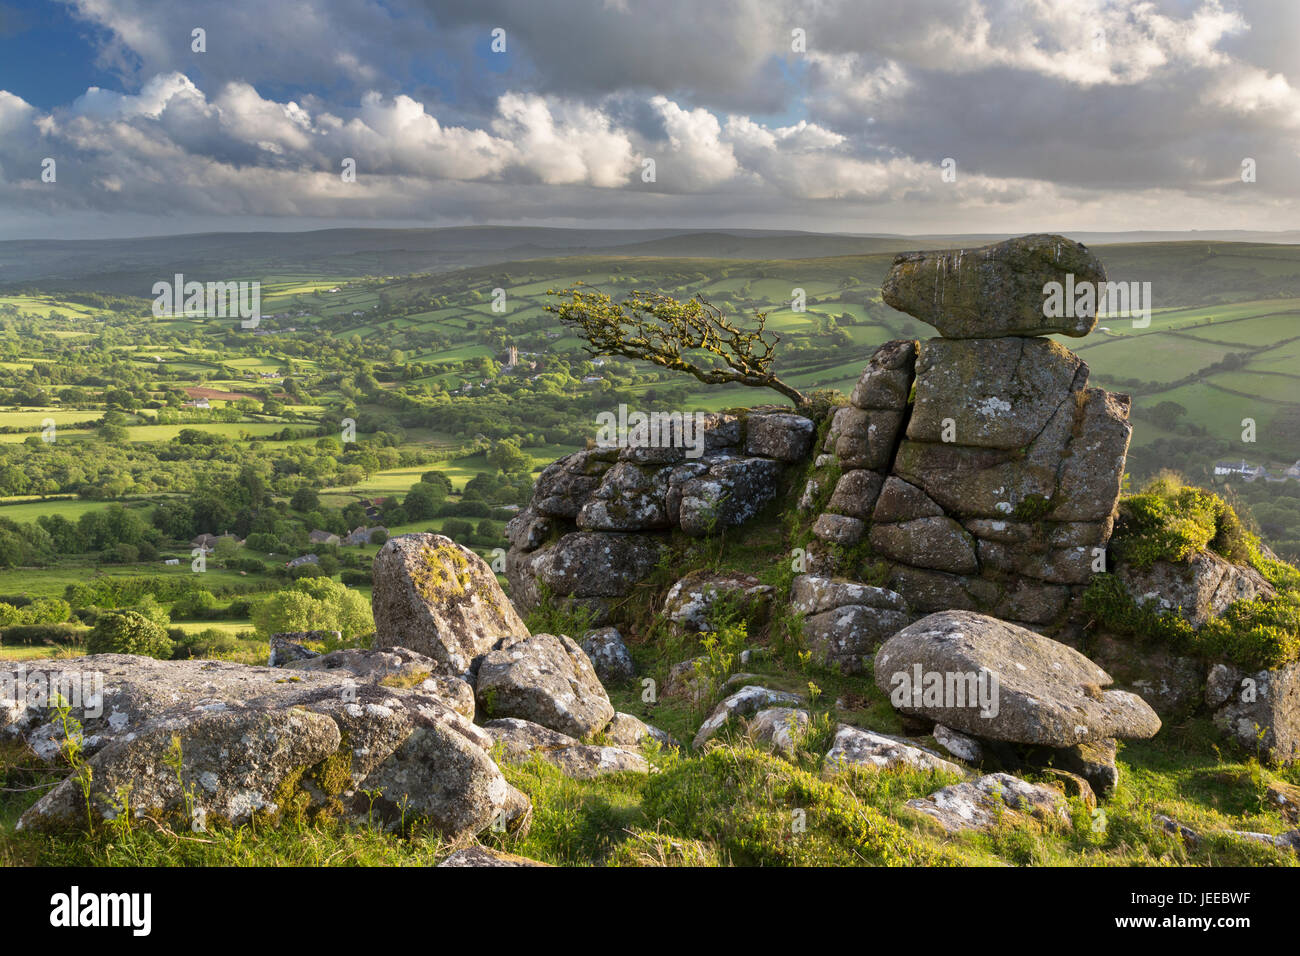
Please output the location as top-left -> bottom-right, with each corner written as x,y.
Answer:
410,544 -> 472,603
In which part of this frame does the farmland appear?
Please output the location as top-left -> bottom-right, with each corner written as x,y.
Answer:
0,232 -> 1297,658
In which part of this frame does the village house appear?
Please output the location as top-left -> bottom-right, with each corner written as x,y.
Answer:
308,529 -> 341,546
190,532 -> 242,553
344,525 -> 387,546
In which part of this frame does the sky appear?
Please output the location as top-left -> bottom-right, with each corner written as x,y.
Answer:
0,0 -> 1297,239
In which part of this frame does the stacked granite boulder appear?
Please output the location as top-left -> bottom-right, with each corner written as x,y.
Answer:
806,235 -> 1131,637
505,409 -> 815,622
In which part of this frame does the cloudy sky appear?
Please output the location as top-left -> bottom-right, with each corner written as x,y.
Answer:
0,0 -> 1296,239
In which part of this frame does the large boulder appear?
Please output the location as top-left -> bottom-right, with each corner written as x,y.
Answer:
280,645 -> 476,717
850,339 -> 918,410
693,685 -> 804,749
790,575 -> 910,673
677,457 -> 784,536
881,234 -> 1107,338
580,626 -> 635,684
526,531 -> 663,600
576,461 -> 672,532
475,633 -> 615,738
371,533 -> 529,674
825,469 -> 886,520
748,707 -> 811,755
439,847 -> 548,867
874,611 -> 1161,747
602,711 -> 680,751
531,449 -> 617,518
1119,551 -> 1275,629
869,515 -> 979,575
789,575 -> 908,617
825,406 -> 905,470
6,655 -> 525,838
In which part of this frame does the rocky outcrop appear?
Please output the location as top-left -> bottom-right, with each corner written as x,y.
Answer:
580,627 -> 635,684
693,685 -> 804,749
823,724 -> 964,775
789,574 -> 910,673
506,413 -> 811,622
279,645 -> 476,717
484,718 -> 648,779
602,711 -> 679,751
438,847 -> 549,867
747,707 -> 810,755
1205,660 -> 1300,764
1119,551 -> 1274,629
791,238 -> 1134,639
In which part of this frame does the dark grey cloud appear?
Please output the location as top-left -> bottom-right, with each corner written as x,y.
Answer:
0,0 -> 1294,237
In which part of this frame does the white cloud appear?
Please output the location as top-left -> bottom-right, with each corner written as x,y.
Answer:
650,96 -> 740,190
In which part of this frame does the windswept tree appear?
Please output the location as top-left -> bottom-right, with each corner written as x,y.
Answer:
545,286 -> 807,409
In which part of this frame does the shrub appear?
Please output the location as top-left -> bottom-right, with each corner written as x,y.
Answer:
171,627 -> 239,660
1,624 -> 84,647
171,589 -> 219,620
86,611 -> 174,659
442,518 -> 475,541
251,577 -> 373,641
1113,475 -> 1250,569
244,532 -> 280,553
20,597 -> 70,625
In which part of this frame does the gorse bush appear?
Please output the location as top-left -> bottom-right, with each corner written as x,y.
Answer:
1197,595 -> 1300,670
86,611 -> 174,659
1113,474 -> 1250,569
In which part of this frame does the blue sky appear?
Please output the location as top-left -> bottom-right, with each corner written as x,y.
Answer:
0,0 -> 1297,239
